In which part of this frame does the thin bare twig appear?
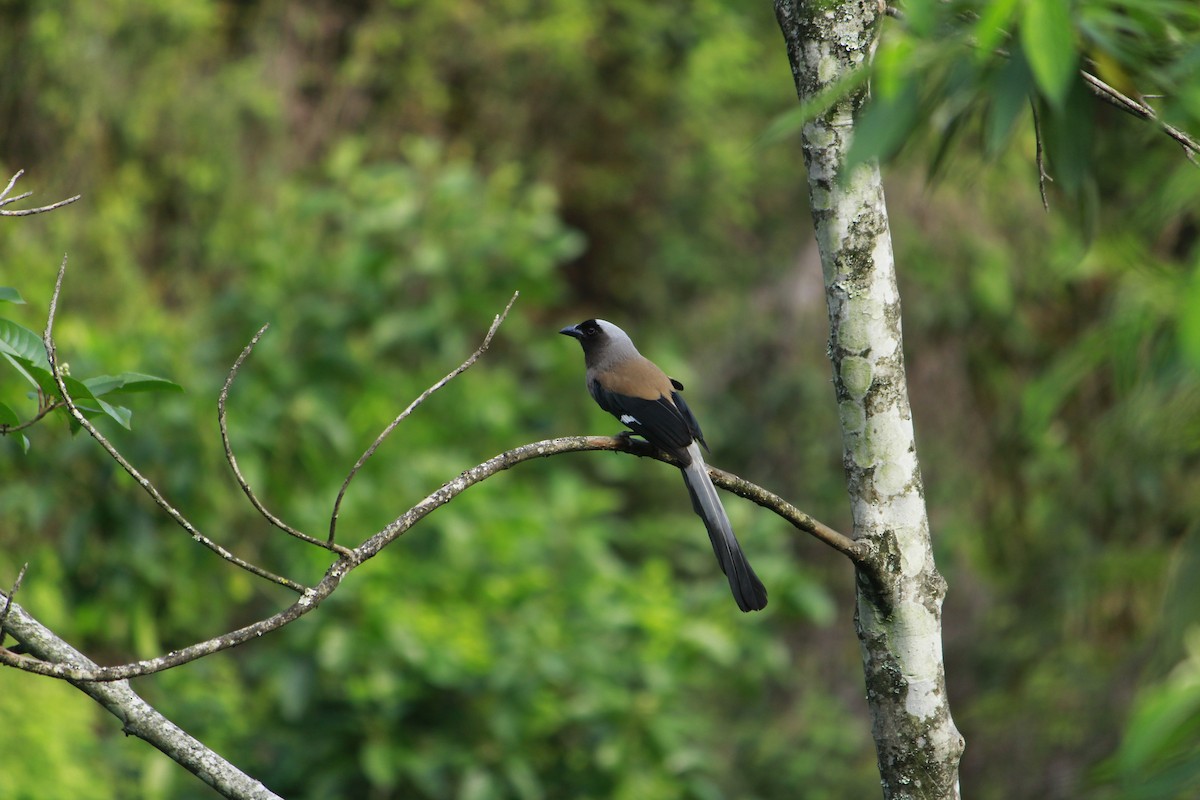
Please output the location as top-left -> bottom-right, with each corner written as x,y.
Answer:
1081,70 -> 1199,165
42,255 -> 306,594
1030,99 -> 1052,211
0,562 -> 29,636
0,434 -> 855,682
0,170 -> 24,202
712,467 -> 865,561
0,170 -> 82,216
327,290 -> 520,544
219,324 -> 354,557
0,400 -> 63,434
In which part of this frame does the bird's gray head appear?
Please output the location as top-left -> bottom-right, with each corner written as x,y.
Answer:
559,318 -> 640,368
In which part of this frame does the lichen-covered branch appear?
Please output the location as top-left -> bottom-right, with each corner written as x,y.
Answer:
0,433 -> 851,682
2,601 -> 282,800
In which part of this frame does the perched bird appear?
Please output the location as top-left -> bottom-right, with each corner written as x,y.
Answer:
560,319 -> 768,612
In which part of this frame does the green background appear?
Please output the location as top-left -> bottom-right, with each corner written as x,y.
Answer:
2,1 -> 1199,798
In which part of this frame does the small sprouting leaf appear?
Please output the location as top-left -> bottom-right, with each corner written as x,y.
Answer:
1021,0 -> 1077,108
0,319 -> 47,365
0,287 -> 26,304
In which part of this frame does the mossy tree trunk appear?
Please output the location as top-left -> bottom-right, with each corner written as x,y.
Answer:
774,2 -> 965,797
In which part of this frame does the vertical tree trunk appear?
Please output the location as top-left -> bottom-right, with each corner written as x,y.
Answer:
773,2 -> 964,797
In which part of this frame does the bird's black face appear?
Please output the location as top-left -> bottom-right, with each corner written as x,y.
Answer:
559,319 -> 606,350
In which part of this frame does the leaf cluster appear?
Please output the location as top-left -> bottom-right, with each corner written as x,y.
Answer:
1,287 -> 180,451
851,0 -> 1200,203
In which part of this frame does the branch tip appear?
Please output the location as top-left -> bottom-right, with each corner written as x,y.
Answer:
327,292 -> 521,544
0,171 -> 82,216
0,562 -> 29,635
218,323 -> 354,556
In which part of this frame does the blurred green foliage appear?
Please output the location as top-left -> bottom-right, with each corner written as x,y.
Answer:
842,0 -> 1200,206
1094,625 -> 1200,799
1,1 -> 1199,798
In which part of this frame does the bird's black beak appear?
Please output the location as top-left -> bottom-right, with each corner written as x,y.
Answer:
559,324 -> 581,339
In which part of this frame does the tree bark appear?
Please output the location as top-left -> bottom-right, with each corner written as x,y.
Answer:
2,601 -> 282,800
773,2 -> 965,797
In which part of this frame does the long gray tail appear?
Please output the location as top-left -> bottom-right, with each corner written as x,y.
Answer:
680,443 -> 768,612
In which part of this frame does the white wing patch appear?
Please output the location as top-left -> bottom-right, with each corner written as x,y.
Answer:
619,414 -> 640,426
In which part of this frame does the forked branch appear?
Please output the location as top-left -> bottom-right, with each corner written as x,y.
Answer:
43,255 -> 306,593
327,290 -> 520,544
1082,70 -> 1200,164
218,323 -> 354,557
0,433 -> 856,682
0,169 -> 81,216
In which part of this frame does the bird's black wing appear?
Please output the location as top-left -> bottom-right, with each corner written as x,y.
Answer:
669,389 -> 708,452
588,378 -> 695,460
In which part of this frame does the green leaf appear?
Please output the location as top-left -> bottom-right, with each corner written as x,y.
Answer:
60,376 -> 106,434
0,402 -> 32,453
61,375 -> 103,413
756,68 -> 870,148
97,398 -> 133,429
0,287 -> 26,304
986,50 -> 1034,156
2,353 -> 51,394
9,364 -> 145,430
1021,0 -> 1078,108
0,319 -> 48,366
84,371 -> 183,397
974,0 -> 1022,59
1038,80 -> 1095,194
7,358 -> 102,411
0,360 -> 107,433
846,79 -> 921,170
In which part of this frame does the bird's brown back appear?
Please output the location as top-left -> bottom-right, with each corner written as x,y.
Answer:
590,356 -> 676,402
